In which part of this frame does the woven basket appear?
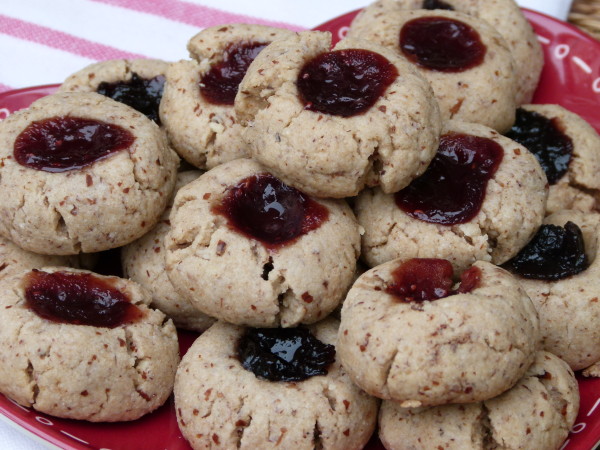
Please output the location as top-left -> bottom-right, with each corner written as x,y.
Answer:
570,0 -> 600,39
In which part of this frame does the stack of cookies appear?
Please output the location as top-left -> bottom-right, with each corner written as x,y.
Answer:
0,0 -> 599,449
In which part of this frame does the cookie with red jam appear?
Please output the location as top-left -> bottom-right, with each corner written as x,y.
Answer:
506,104 -> 600,215
235,31 -> 442,198
58,59 -> 170,125
174,318 -> 378,450
355,120 -> 548,273
164,158 -> 360,328
0,267 -> 179,421
0,92 -> 179,255
122,170 -> 215,332
348,9 -> 518,132
160,24 -> 294,169
338,258 -> 540,407
503,210 -> 600,374
349,0 -> 543,105
378,351 -> 578,450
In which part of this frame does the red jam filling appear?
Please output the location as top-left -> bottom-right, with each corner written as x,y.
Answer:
14,116 -> 134,173
423,0 -> 454,10
213,173 -> 329,249
200,41 -> 268,106
97,73 -> 165,124
400,16 -> 486,72
386,258 -> 481,302
238,327 -> 336,381
395,133 -> 503,225
505,108 -> 573,185
297,49 -> 398,117
23,270 -> 145,328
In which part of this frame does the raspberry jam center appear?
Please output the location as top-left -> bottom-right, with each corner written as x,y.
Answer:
502,221 -> 589,280
14,116 -> 134,173
213,173 -> 329,248
423,0 -> 454,10
505,108 -> 573,185
297,49 -> 398,117
200,41 -> 268,106
400,16 -> 486,72
395,133 -> 503,225
97,73 -> 165,124
238,327 -> 336,381
23,270 -> 145,328
386,258 -> 481,302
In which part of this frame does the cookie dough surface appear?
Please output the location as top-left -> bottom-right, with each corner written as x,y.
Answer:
0,267 -> 179,422
0,92 -> 179,255
379,351 -> 579,450
356,120 -> 548,273
160,24 -> 295,169
235,31 -> 441,198
516,210 -> 600,372
165,158 -> 360,327
517,105 -> 600,214
348,9 -> 517,132
122,170 -> 216,332
0,235 -> 78,282
58,59 -> 169,93
175,319 -> 378,450
338,259 -> 540,406
349,0 -> 543,105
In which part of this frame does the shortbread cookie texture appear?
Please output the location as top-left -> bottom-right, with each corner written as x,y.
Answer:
348,9 -> 517,132
160,24 -> 294,169
0,235 -> 78,282
504,210 -> 600,372
0,267 -> 179,422
235,31 -> 441,198
379,351 -> 578,450
506,104 -> 600,214
122,170 -> 215,332
349,0 -> 542,105
356,120 -> 548,273
58,59 -> 169,123
175,319 -> 378,450
0,92 -> 179,255
165,158 -> 360,328
338,258 -> 540,407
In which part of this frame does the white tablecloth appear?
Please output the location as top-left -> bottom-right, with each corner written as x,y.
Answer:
0,0 -> 572,448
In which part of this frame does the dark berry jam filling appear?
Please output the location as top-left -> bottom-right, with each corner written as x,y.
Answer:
238,327 -> 335,382
23,270 -> 145,327
213,173 -> 329,249
395,133 -> 503,225
505,108 -> 573,185
423,0 -> 454,10
14,116 -> 134,173
400,16 -> 486,72
297,49 -> 398,117
97,72 -> 166,124
385,258 -> 481,302
200,41 -> 268,106
502,221 -> 589,280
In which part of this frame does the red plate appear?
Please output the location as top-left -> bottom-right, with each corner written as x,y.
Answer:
1,9 -> 600,450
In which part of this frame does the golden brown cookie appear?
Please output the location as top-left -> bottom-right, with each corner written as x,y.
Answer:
175,319 -> 378,450
0,267 -> 179,421
165,158 -> 361,328
235,31 -> 441,198
338,258 -> 540,407
0,92 -> 179,255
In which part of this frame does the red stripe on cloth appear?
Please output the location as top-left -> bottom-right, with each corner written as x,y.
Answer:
91,0 -> 305,31
0,14 -> 145,61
